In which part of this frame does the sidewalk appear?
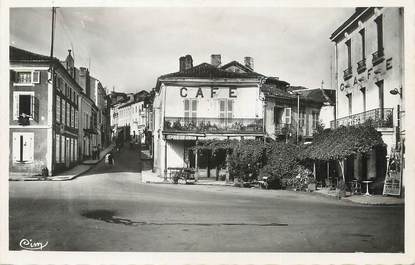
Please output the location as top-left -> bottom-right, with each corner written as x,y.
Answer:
10,144 -> 115,181
313,188 -> 404,205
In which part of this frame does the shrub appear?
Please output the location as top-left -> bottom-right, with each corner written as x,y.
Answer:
284,165 -> 314,191
228,140 -> 266,183
259,141 -> 300,189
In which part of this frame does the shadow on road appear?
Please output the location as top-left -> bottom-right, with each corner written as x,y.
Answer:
81,209 -> 289,227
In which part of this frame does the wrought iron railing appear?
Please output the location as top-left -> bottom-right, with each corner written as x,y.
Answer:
372,48 -> 384,65
164,117 -> 263,133
330,108 -> 393,128
357,58 -> 367,73
343,67 -> 352,80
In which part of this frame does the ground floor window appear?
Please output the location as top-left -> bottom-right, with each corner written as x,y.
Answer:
60,135 -> 65,163
12,132 -> 34,163
55,134 -> 61,163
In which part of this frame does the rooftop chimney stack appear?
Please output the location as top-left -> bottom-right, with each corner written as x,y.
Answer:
179,55 -> 193,72
211,54 -> 221,67
244,56 -> 254,70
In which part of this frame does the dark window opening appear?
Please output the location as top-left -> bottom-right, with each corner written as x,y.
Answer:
375,15 -> 383,52
19,95 -> 32,116
346,39 -> 352,68
359,29 -> 365,59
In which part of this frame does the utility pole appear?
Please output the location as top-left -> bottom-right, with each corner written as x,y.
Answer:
50,7 -> 57,58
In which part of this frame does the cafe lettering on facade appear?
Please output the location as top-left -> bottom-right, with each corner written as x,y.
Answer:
330,7 -> 405,194
152,55 -> 289,179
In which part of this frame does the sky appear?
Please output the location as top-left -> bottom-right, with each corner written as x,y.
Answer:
10,7 -> 354,94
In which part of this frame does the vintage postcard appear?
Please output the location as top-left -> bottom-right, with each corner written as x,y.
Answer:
1,0 -> 414,264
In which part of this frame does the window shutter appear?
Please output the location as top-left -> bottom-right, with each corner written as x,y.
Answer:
13,93 -> 19,120
10,70 -> 16,82
285,108 -> 292,124
32,71 -> 40,84
32,96 -> 40,122
12,134 -> 19,162
184,99 -> 190,119
227,100 -> 233,119
191,100 -> 197,118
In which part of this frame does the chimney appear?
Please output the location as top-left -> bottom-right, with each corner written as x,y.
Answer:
179,55 -> 193,71
244,56 -> 254,70
211,54 -> 221,67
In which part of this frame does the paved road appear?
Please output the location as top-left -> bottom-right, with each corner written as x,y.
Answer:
9,145 -> 404,252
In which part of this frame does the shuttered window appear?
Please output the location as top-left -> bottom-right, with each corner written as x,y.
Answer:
12,132 -> 34,163
56,134 -> 60,163
56,96 -> 61,123
284,107 -> 292,124
184,99 -> 190,121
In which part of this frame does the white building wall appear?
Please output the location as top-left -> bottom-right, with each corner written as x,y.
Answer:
335,8 -> 403,124
164,86 -> 262,119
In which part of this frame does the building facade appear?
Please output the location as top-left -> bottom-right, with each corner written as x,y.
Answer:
152,54 -> 287,178
330,7 -> 404,185
10,46 -> 82,176
264,86 -> 335,142
10,46 -> 110,177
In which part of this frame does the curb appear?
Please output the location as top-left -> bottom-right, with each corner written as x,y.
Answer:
9,145 -> 114,182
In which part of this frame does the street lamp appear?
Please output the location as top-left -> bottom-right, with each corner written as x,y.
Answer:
389,87 -> 402,96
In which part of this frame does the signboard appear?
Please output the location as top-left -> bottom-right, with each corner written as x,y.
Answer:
383,152 -> 402,196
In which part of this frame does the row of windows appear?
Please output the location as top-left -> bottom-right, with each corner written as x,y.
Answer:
55,134 -> 78,164
56,96 -> 78,129
273,107 -> 320,129
56,76 -> 79,107
345,80 -> 383,115
344,14 -> 383,70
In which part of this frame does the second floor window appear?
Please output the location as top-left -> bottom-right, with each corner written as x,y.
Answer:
14,71 -> 40,85
184,99 -> 197,121
219,99 -> 233,124
375,15 -> 383,53
13,92 -> 39,122
312,112 -> 319,129
359,28 -> 365,60
284,108 -> 292,125
345,39 -> 352,68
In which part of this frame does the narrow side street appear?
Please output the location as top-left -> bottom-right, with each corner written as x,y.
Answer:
9,145 -> 404,252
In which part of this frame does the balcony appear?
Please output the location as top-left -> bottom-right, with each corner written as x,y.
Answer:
357,58 -> 367,73
343,67 -> 352,80
164,117 -> 263,134
330,108 -> 393,129
372,48 -> 385,66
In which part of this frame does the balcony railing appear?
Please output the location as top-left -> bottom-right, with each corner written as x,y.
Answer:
372,48 -> 385,66
164,117 -> 263,133
343,67 -> 353,80
330,108 -> 393,129
357,58 -> 367,73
